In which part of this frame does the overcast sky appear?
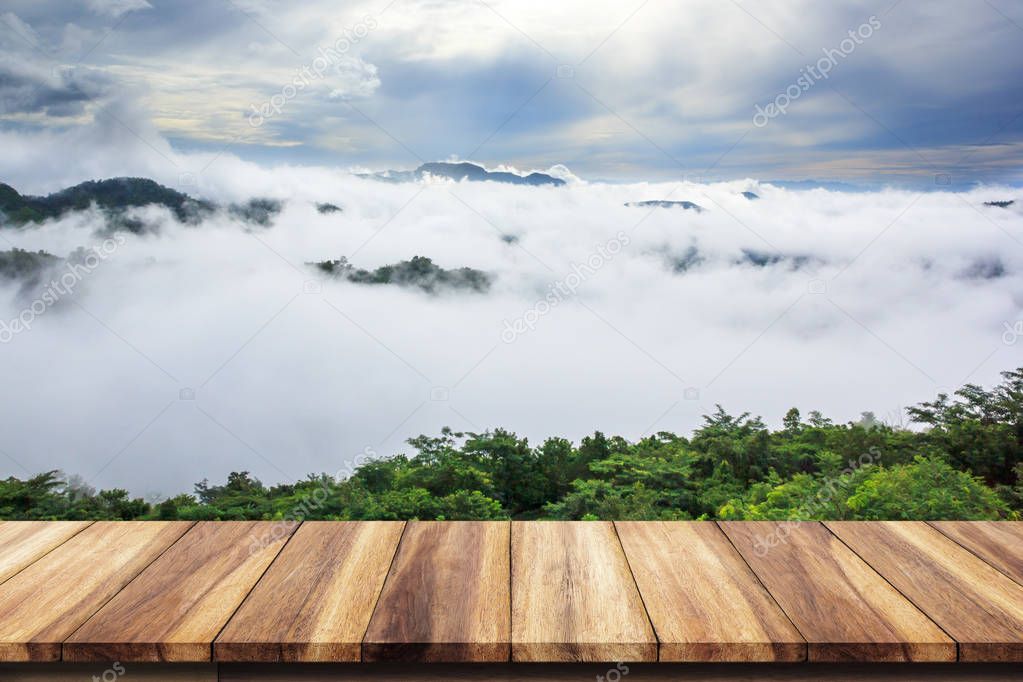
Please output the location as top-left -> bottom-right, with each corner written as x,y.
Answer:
2,0 -> 1023,187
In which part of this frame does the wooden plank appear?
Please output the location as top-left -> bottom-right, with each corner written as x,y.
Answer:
826,521 -> 1023,662
0,521 -> 92,585
511,521 -> 657,662
616,521 -> 805,661
719,521 -> 954,662
215,521 -> 404,662
362,521 -> 509,662
929,521 -> 1023,586
64,521 -> 296,662
0,521 -> 192,662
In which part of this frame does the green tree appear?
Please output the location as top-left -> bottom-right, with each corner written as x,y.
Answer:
846,457 -> 1012,519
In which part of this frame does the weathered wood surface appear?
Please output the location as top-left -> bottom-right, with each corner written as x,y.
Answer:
0,521 -> 1021,665
0,521 -> 192,662
363,521 -> 510,662
616,521 -> 805,661
827,521 -> 1023,662
511,521 -> 657,662
929,521 -> 1023,586
216,521 -> 404,662
720,521 -> 956,662
64,521 -> 295,662
0,521 -> 91,585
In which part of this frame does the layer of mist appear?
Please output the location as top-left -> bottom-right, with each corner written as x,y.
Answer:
1,165 -> 1020,496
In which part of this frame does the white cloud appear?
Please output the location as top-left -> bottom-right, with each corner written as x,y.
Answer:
84,0 -> 152,19
327,56 -> 381,100
0,148 -> 1019,493
5,1 -> 1022,180
0,0 -> 1021,496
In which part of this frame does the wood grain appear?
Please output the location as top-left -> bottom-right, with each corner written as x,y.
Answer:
720,521 -> 954,662
511,521 -> 656,662
826,521 -> 1023,662
929,521 -> 1023,586
363,521 -> 509,662
0,521 -> 92,585
616,521 -> 805,661
215,521 -> 404,662
0,521 -> 192,662
64,521 -> 296,662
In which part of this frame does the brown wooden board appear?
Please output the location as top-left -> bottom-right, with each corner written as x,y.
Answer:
0,521 -> 92,585
362,521 -> 510,662
719,521 -> 955,662
0,521 -> 192,662
826,521 -> 1023,662
215,521 -> 404,662
929,521 -> 1023,586
63,521 -> 295,662
511,521 -> 656,662
616,521 -> 805,661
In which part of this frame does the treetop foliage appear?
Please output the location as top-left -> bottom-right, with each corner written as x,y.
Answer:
3,369 -> 1021,522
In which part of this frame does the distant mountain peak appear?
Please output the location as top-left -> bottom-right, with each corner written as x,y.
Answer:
624,200 -> 704,212
360,161 -> 567,186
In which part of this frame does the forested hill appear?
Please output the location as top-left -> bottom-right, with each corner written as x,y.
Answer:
2,368 -> 1021,521
0,178 -> 214,225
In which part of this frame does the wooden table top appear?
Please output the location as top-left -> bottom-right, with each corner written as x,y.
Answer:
0,521 -> 1020,664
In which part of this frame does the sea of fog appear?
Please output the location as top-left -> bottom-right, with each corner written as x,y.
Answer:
1,167 -> 1021,496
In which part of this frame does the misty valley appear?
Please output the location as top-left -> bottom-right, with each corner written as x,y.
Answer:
0,166 -> 1020,514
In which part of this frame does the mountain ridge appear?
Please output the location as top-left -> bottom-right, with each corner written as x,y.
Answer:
363,161 -> 566,186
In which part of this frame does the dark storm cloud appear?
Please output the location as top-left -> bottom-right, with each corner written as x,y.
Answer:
0,64 -> 113,116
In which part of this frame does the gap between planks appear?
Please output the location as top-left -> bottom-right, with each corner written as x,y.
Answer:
0,521 -> 1020,663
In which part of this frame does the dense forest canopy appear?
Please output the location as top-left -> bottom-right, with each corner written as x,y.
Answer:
2,368 -> 1021,521
0,178 -> 213,226
311,256 -> 492,293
